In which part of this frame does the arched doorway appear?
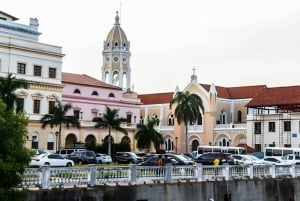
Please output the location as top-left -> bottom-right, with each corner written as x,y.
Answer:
191,140 -> 199,151
85,134 -> 96,145
121,136 -> 130,144
65,134 -> 77,148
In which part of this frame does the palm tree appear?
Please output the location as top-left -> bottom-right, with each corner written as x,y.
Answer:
135,117 -> 164,153
0,73 -> 28,111
40,99 -> 80,151
170,91 -> 204,153
92,106 -> 128,156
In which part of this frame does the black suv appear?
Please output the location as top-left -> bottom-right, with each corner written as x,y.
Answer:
114,152 -> 143,164
67,150 -> 97,164
196,152 -> 234,165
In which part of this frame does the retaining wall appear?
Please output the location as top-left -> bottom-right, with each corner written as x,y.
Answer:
25,178 -> 300,201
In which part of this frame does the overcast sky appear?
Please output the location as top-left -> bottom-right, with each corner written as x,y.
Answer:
4,0 -> 300,94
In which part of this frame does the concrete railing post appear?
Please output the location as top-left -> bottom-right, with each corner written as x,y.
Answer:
270,164 -> 276,178
129,164 -> 137,185
290,164 -> 296,178
247,164 -> 254,179
88,164 -> 97,187
195,163 -> 203,182
223,165 -> 230,181
39,166 -> 51,189
164,163 -> 172,183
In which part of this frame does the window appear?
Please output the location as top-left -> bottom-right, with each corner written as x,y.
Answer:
91,91 -> 98,96
74,89 -> 81,94
16,98 -> 24,112
108,92 -> 115,98
49,67 -> 56,78
237,110 -> 242,123
284,121 -> 291,132
254,122 -> 261,134
197,114 -> 203,125
127,114 -> 132,123
140,116 -> 144,124
34,65 -> 42,76
74,110 -> 80,119
168,114 -> 174,126
269,122 -> 275,132
48,100 -> 55,114
17,63 -> 26,74
33,100 -> 40,114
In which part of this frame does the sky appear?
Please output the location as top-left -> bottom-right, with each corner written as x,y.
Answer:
4,0 -> 300,94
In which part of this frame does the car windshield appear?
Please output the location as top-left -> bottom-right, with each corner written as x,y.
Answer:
175,154 -> 189,161
86,152 -> 95,157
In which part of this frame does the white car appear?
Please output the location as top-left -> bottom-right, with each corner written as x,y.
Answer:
29,154 -> 74,167
232,154 -> 253,165
261,157 -> 294,166
96,153 -> 112,164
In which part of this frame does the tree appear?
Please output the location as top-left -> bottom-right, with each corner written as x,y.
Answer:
0,73 -> 28,111
92,106 -> 128,156
169,91 -> 204,153
0,100 -> 32,201
134,117 -> 164,153
40,99 -> 80,151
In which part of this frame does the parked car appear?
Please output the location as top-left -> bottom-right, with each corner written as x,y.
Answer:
57,148 -> 86,158
232,154 -> 253,165
29,154 -> 74,167
96,153 -> 112,164
183,152 -> 198,161
281,154 -> 300,165
114,152 -> 143,164
67,150 -> 97,164
196,152 -> 235,165
262,157 -> 294,165
139,153 -> 194,166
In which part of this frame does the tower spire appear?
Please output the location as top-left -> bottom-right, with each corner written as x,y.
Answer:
114,11 -> 120,25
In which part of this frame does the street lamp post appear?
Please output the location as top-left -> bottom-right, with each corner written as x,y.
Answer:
55,131 -> 59,152
108,125 -> 112,156
175,137 -> 178,154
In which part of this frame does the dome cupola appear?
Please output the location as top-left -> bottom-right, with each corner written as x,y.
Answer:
104,11 -> 129,51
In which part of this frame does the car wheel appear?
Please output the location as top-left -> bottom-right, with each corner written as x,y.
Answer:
44,162 -> 50,166
66,162 -> 72,167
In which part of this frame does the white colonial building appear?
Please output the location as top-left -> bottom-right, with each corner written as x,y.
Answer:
0,11 -> 64,150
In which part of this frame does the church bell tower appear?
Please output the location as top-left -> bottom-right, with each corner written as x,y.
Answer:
101,11 -> 131,90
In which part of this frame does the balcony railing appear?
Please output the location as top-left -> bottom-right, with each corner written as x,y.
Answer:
20,163 -> 298,189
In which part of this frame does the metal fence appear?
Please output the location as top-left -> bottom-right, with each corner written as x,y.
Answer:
20,164 -> 299,190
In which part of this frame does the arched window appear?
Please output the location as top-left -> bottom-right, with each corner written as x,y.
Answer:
91,91 -> 98,96
197,114 -> 203,125
108,92 -> 115,98
165,138 -> 174,152
152,114 -> 159,126
74,89 -> 81,94
140,116 -> 144,124
168,114 -> 174,126
47,133 -> 54,151
220,109 -> 227,124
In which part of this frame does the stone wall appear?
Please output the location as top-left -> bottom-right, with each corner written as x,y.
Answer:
25,178 -> 300,201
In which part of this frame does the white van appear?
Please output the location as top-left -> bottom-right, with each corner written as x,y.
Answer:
57,148 -> 86,158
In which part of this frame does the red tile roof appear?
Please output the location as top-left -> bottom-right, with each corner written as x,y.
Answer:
246,86 -> 300,107
200,84 -> 266,99
138,92 -> 174,104
138,84 -> 266,105
62,72 -> 121,90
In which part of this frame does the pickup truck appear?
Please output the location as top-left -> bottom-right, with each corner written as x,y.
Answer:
282,154 -> 300,165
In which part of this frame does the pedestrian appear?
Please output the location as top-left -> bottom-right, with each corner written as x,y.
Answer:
156,155 -> 163,166
213,157 -> 220,177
